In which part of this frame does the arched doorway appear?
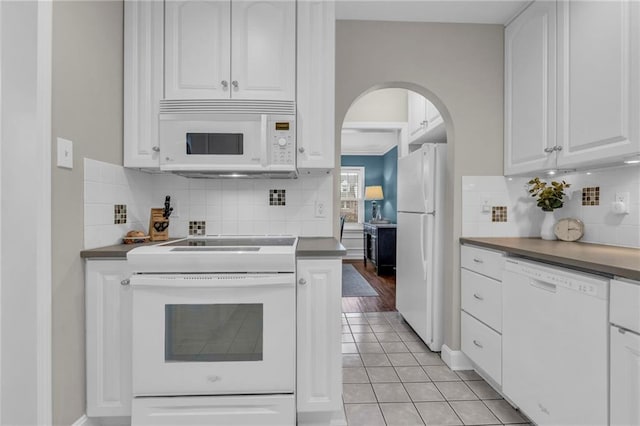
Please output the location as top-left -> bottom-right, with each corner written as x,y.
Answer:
338,84 -> 451,352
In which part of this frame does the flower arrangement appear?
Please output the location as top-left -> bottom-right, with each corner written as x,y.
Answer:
527,177 -> 571,212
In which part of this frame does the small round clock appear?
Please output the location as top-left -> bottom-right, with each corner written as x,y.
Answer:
554,218 -> 585,242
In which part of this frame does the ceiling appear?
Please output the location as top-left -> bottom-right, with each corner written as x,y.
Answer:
335,0 -> 530,25
341,129 -> 400,156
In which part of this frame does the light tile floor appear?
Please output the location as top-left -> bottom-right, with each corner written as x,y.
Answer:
342,311 -> 531,426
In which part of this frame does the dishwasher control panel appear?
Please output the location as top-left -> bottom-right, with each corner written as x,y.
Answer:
505,259 -> 608,299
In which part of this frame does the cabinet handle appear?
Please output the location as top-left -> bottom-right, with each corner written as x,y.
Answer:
120,279 -> 130,286
473,293 -> 484,301
298,147 -> 305,153
473,340 -> 483,349
472,258 -> 483,264
221,80 -> 228,88
152,146 -> 160,152
544,147 -> 555,153
298,278 -> 307,285
232,80 -> 239,88
554,145 -> 563,151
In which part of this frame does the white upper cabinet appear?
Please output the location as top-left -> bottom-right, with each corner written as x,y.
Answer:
556,0 -> 640,168
407,91 -> 444,146
504,0 -> 556,176
505,0 -> 640,175
296,0 -> 335,172
164,0 -> 295,101
124,0 -> 164,168
165,0 -> 230,100
407,90 -> 428,141
231,1 -> 295,100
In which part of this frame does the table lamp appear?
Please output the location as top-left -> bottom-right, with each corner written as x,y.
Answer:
364,185 -> 384,222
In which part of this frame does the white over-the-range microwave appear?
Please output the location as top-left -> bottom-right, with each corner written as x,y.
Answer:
158,100 -> 297,178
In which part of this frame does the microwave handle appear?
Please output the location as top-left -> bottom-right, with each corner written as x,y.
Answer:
260,114 -> 268,167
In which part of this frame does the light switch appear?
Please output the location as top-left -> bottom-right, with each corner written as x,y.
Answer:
57,137 -> 73,169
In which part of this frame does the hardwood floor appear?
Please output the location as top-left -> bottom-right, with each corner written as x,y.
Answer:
342,259 -> 396,313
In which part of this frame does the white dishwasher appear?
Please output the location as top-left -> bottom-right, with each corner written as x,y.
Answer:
502,258 -> 609,426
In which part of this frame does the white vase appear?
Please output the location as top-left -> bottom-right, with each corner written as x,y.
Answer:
540,211 -> 557,240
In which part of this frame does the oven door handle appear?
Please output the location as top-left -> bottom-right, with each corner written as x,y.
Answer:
130,274 -> 295,289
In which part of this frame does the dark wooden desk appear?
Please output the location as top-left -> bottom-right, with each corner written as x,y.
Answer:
363,223 -> 397,275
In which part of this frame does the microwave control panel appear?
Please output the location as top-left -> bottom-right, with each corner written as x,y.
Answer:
269,119 -> 295,165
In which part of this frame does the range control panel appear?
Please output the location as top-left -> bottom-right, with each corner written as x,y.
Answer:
269,119 -> 295,165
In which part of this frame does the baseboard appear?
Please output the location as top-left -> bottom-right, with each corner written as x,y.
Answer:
440,344 -> 473,370
72,415 -> 92,426
72,415 -> 130,426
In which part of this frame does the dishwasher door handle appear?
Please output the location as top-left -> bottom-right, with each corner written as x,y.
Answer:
529,278 -> 557,293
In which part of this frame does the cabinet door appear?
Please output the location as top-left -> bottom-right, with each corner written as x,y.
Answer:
557,0 -> 640,168
610,327 -> 640,426
86,260 -> 132,417
407,90 -> 427,142
296,258 -> 342,414
296,0 -> 335,171
231,0 -> 295,100
124,0 -> 163,168
504,0 -> 557,176
165,0 -> 231,99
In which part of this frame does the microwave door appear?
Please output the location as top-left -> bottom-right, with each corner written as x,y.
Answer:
159,114 -> 264,171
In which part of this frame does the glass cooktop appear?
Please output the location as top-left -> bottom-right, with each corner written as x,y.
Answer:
164,237 -> 297,247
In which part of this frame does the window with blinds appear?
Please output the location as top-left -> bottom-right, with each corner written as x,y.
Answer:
340,167 -> 364,224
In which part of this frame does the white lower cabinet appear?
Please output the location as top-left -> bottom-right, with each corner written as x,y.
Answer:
610,327 -> 640,426
460,312 -> 502,385
610,278 -> 640,426
460,244 -> 504,386
85,259 -> 132,418
296,257 -> 343,424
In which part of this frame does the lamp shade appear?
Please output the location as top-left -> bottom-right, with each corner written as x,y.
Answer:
364,185 -> 384,201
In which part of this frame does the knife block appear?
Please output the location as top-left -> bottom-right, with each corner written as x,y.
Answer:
149,208 -> 169,241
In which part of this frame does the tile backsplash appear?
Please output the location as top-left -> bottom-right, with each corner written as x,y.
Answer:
462,165 -> 640,248
84,159 -> 333,249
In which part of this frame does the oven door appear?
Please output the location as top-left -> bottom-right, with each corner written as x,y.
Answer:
130,273 -> 295,397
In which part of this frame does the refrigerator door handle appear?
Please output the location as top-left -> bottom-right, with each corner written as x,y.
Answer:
420,215 -> 428,280
422,152 -> 429,212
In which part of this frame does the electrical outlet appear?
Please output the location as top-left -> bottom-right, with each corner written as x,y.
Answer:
481,199 -> 491,213
613,192 -> 630,214
315,201 -> 326,218
615,192 -> 630,204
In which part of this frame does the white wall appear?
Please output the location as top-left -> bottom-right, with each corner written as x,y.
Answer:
84,160 -> 334,249
463,166 -> 640,248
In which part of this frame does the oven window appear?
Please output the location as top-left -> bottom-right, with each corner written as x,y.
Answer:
186,133 -> 243,155
165,304 -> 263,362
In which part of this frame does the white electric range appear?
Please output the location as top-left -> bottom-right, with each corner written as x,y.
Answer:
127,236 -> 297,426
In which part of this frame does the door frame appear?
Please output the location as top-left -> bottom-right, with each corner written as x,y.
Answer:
0,1 -> 53,423
36,1 -> 53,423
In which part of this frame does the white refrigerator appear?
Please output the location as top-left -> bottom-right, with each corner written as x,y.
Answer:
396,143 -> 446,351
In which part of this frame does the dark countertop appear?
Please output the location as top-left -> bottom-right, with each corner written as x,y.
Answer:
296,237 -> 347,257
80,239 -> 179,259
81,237 -> 347,259
460,237 -> 640,281
363,222 -> 397,228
